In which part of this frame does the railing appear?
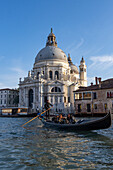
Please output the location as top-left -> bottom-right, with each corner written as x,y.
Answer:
75,98 -> 91,101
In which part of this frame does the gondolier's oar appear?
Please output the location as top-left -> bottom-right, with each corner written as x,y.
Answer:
21,106 -> 53,128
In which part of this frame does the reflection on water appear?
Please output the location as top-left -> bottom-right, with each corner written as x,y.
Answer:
0,118 -> 113,169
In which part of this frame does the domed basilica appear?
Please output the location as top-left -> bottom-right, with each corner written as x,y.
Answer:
19,29 -> 87,114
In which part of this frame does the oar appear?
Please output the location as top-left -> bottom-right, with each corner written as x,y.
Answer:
21,106 -> 53,128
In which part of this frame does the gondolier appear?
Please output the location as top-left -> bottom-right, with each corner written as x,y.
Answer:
44,100 -> 53,119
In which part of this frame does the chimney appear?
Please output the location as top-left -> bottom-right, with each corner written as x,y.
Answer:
99,77 -> 102,88
95,77 -> 98,85
98,77 -> 101,84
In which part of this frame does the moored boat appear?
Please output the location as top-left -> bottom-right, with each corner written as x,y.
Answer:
40,112 -> 112,131
0,107 -> 37,117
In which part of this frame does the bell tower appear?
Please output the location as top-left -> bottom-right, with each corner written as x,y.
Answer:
79,57 -> 87,86
46,28 -> 57,47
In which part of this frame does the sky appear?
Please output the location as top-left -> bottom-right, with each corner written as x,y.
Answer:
0,0 -> 113,88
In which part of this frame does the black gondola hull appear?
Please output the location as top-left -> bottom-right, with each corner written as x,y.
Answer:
41,112 -> 112,131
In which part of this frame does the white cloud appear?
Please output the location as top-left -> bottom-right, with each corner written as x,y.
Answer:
0,56 -> 5,61
83,47 -> 104,56
0,82 -> 5,89
65,41 -> 77,51
74,38 -> 84,50
87,76 -> 95,85
70,38 -> 84,53
0,67 -> 27,89
89,55 -> 113,69
10,67 -> 27,77
65,38 -> 84,54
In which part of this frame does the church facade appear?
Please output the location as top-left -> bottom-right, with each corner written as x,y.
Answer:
19,29 -> 87,114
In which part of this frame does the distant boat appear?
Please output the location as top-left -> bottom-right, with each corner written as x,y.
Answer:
40,112 -> 112,131
0,107 -> 37,117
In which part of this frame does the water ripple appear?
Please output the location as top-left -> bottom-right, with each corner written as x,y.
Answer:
0,118 -> 113,169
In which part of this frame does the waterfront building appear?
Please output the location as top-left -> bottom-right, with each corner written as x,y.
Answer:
74,77 -> 113,115
0,88 -> 19,108
19,29 -> 87,114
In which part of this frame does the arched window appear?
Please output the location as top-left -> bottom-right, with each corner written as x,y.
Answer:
49,71 -> 53,80
58,87 -> 61,92
55,71 -> 59,80
51,87 -> 61,93
51,88 -> 54,92
55,87 -> 57,92
28,89 -> 33,107
37,72 -> 40,79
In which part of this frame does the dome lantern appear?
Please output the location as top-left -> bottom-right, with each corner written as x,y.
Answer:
46,28 -> 57,47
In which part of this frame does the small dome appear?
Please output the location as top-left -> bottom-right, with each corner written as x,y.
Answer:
70,63 -> 79,73
35,46 -> 68,63
68,54 -> 79,73
48,32 -> 56,37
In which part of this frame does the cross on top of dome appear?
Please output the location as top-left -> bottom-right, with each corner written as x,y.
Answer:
46,28 -> 57,47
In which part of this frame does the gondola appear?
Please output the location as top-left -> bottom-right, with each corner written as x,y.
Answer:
40,112 -> 112,131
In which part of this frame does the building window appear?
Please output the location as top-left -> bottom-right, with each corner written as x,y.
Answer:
64,97 -> 66,103
80,68 -> 83,72
51,37 -> 53,43
51,87 -> 61,93
55,87 -> 57,92
83,92 -> 91,100
94,104 -> 97,110
1,95 -> 2,98
93,92 -> 97,99
49,71 -> 53,80
4,100 -> 6,104
68,97 -> 70,103
55,71 -> 59,80
70,70 -> 73,74
1,100 -> 2,104
37,72 -> 40,79
51,88 -> 54,92
60,97 -> 62,103
75,93 -> 82,100
87,104 -> 91,112
78,104 -> 81,112
107,92 -> 109,98
104,103 -> 107,111
107,92 -> 113,98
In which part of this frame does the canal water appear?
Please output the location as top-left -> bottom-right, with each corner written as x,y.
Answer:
0,117 -> 113,169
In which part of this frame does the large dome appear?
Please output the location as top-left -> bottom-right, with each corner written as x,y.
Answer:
35,46 -> 68,63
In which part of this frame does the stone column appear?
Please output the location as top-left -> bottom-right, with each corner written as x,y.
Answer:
33,87 -> 36,110
25,88 -> 29,107
46,66 -> 49,80
40,83 -> 43,108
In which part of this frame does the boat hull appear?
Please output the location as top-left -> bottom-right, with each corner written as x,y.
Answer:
41,112 -> 112,131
